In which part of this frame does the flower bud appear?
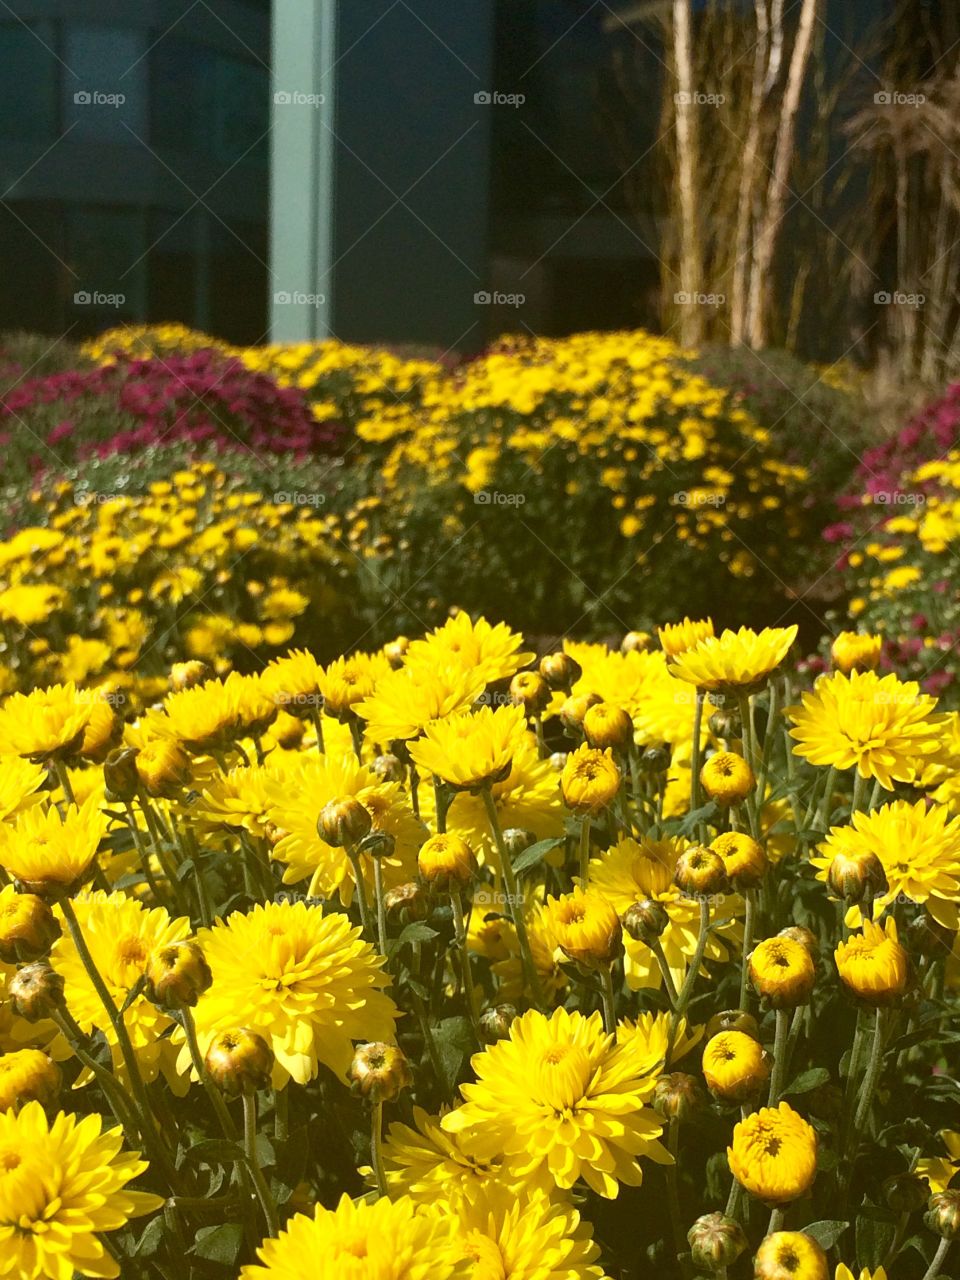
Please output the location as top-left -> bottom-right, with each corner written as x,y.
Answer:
560,745 -> 621,814
539,652 -> 581,692
359,830 -> 396,861
640,744 -> 671,773
700,752 -> 755,806
826,848 -> 888,908
622,898 -> 669,945
558,692 -> 601,734
883,1172 -> 928,1214
925,1190 -> 960,1240
754,1232 -> 828,1280
778,925 -> 818,957
0,1048 -> 62,1112
549,888 -> 623,968
318,796 -> 373,848
549,751 -> 567,772
136,737 -> 192,799
621,631 -> 653,654
674,846 -> 728,898
205,1028 -> 275,1096
583,702 -> 634,752
708,707 -> 741,741
348,1042 -> 412,1103
384,636 -> 410,669
170,661 -> 210,690
750,936 -> 816,1008
687,1212 -> 748,1272
502,828 -> 536,859
383,881 -> 428,922
711,832 -> 767,889
702,1030 -> 770,1103
372,753 -> 405,783
272,710 -> 305,750
0,891 -> 60,963
145,940 -> 212,1009
835,918 -> 908,1005
706,1009 -> 759,1040
654,1072 -> 707,1122
78,700 -> 121,763
831,631 -> 882,675
479,1004 -> 517,1043
103,747 -> 141,803
418,833 -> 477,890
8,961 -> 65,1021
509,671 -> 551,717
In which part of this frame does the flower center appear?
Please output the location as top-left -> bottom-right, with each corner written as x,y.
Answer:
536,1042 -> 593,1112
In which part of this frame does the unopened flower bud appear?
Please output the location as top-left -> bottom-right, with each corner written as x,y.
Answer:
687,1212 -> 748,1272
708,708 -> 741,741
700,752 -> 755,806
621,631 -> 653,654
479,1004 -> 517,1043
926,1190 -> 960,1240
559,693 -> 601,734
509,671 -> 551,717
372,753 -> 404,783
674,847 -> 728,898
502,828 -> 536,859
383,636 -> 409,668
418,833 -> 477,890
0,1048 -> 62,1112
348,1042 -> 412,1103
831,631 -> 881,675
826,849 -> 888,907
0,891 -> 60,963
103,747 -> 141,803
711,832 -> 767,889
583,702 -> 634,752
641,744 -> 671,773
654,1072 -> 707,1122
359,830 -> 396,860
750,936 -> 816,1008
539,652 -> 581,691
136,737 -> 192,799
205,1028 -> 274,1096
318,796 -> 372,848
145,940 -> 212,1009
778,925 -> 818,958
170,661 -> 210,690
550,888 -> 623,968
622,898 -> 669,945
706,1009 -> 759,1040
702,1030 -> 770,1103
383,882 -> 428,922
883,1172 -> 928,1214
9,961 -> 65,1021
754,1232 -> 828,1280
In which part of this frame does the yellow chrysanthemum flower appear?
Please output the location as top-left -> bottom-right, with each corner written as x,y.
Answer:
560,745 -> 621,814
0,1100 -> 163,1278
442,1007 -> 670,1199
754,1232 -> 827,1280
0,583 -> 68,627
0,754 -> 46,822
240,1191 -> 466,1280
615,1012 -> 702,1074
831,631 -> 882,674
658,616 -> 715,658
487,900 -> 568,1005
149,677 -> 241,750
405,613 -> 534,685
835,1268 -> 887,1280
728,1101 -> 818,1204
834,917 -> 908,1004
0,796 -> 108,896
917,1130 -> 960,1193
667,625 -> 798,692
51,891 -> 190,1088
356,663 -> 485,745
318,650 -> 392,722
448,1183 -> 608,1280
186,900 -> 398,1085
374,1105 -> 519,1205
787,669 -> 947,789
0,682 -> 94,761
813,801 -> 960,929
260,648 -> 323,716
408,704 -> 528,791
702,1030 -> 770,1102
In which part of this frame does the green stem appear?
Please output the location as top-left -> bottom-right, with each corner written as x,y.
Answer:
53,757 -> 77,807
922,1237 -> 951,1280
481,787 -> 545,1008
767,1206 -> 786,1235
668,897 -> 710,1059
310,706 -> 325,754
650,937 -> 679,1007
578,815 -> 591,886
852,1008 -> 886,1134
767,1008 -> 791,1106
181,1007 -> 239,1142
274,1086 -> 289,1144
665,1117 -> 685,1262
851,769 -> 868,815
347,848 -> 374,939
51,1007 -> 141,1140
451,889 -> 482,1044
370,1099 -> 388,1198
372,857 -> 388,956
243,1092 -> 280,1238
600,964 -> 617,1035
690,691 -> 704,816
739,889 -> 756,1011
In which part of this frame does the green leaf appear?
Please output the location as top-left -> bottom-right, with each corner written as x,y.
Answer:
434,1016 -> 475,1092
803,1220 -> 850,1249
191,1222 -> 244,1264
185,1138 -> 245,1166
132,1215 -> 165,1258
389,922 -> 438,957
512,837 -> 564,875
784,1067 -> 830,1096
119,975 -> 147,1014
856,1208 -> 897,1269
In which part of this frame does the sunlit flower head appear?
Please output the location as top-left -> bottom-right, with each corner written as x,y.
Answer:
0,1100 -> 163,1279
408,704 -> 528,791
546,886 -> 623,967
834,1268 -> 887,1280
375,1105 -> 518,1206
787,669 -> 946,789
667,626 -> 797,692
405,612 -> 533,685
834,917 -> 908,1004
152,677 -> 241,750
187,900 -> 399,1085
260,648 -> 323,716
831,631 -> 882,675
318,650 -> 391,721
0,755 -> 46,823
0,796 -> 108,897
560,745 -> 621,814
615,1012 -> 702,1075
658,617 -> 714,658
0,683 -> 94,761
728,1102 -> 817,1204
702,1030 -> 769,1103
754,1232 -> 827,1280
917,1130 -> 960,1194
442,1006 -> 670,1198
356,663 -> 485,744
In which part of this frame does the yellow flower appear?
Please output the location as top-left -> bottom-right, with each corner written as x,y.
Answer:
408,704 -> 528,791
0,1100 -> 163,1279
700,752 -> 755,805
917,1130 -> 960,1193
0,1046 -> 60,1110
318,650 -> 391,721
0,796 -> 108,896
240,1191 -> 465,1280
260,648 -> 323,716
406,613 -> 534,685
658,616 -> 714,658
754,1232 -> 828,1280
375,1105 -> 518,1205
787,670 -> 947,789
728,1102 -> 818,1203
0,682 -> 93,760
152,678 -> 241,750
835,917 -> 908,1004
356,663 -> 484,744
0,755 -> 46,822
750,936 -> 816,1008
615,1012 -> 702,1075
813,801 -> 960,930
667,626 -> 798,692
442,1007 -> 670,1199
711,831 -> 767,888
546,886 -> 623,967
835,1268 -> 887,1280
560,745 -> 621,813
0,583 -> 67,626
186,900 -> 399,1085
702,1030 -> 769,1102
831,631 -> 882,674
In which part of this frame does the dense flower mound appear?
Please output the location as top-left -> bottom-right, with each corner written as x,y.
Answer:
0,605 -> 957,1278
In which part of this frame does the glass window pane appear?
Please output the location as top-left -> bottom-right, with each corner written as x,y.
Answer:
63,25 -> 147,140
0,21 -> 58,142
